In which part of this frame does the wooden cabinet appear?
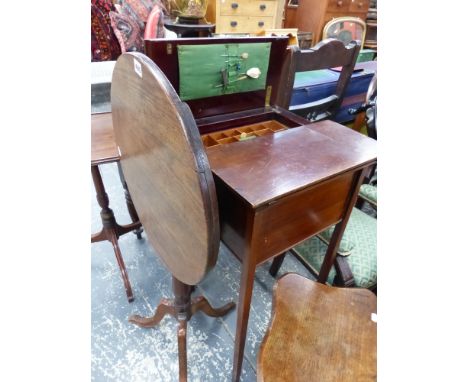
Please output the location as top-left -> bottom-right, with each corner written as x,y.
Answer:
207,0 -> 285,34
294,0 -> 369,45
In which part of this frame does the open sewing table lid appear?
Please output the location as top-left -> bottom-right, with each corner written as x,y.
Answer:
144,37 -> 289,119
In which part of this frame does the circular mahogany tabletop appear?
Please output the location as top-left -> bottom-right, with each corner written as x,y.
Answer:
111,52 -> 219,285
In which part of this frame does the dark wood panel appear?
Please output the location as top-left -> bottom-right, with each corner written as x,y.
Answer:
214,176 -> 252,262
254,171 -> 354,264
293,39 -> 360,72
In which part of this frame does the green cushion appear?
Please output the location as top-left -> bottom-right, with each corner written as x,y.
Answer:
356,49 -> 377,63
318,226 -> 355,256
359,184 -> 377,205
294,208 -> 377,289
177,42 -> 271,101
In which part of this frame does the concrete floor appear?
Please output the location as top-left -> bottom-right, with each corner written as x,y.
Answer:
91,161 -> 316,382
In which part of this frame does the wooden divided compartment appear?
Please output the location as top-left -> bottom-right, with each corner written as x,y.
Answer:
201,120 -> 288,148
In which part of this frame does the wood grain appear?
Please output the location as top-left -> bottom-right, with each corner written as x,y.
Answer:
258,273 -> 377,382
207,123 -> 376,208
91,112 -> 120,165
111,52 -> 219,286
276,39 -> 361,121
253,171 -> 354,264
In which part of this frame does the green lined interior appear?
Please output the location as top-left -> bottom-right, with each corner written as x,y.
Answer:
178,43 -> 271,101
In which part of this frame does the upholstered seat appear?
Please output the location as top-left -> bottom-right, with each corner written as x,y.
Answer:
359,183 -> 377,207
285,207 -> 377,290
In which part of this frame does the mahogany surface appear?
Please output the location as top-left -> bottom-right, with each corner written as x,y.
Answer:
207,124 -> 376,207
91,113 -> 120,165
111,52 -> 219,286
258,273 -> 377,381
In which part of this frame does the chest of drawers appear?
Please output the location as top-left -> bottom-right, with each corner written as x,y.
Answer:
208,0 -> 285,34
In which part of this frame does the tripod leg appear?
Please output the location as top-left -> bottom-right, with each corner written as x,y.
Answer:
129,298 -> 175,328
118,162 -> 143,239
191,296 -> 235,318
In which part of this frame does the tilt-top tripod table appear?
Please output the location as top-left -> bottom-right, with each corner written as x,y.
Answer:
111,53 -> 236,381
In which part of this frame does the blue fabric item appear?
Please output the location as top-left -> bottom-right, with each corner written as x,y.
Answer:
290,61 -> 376,123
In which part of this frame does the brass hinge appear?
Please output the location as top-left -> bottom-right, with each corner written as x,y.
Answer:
265,85 -> 272,107
167,43 -> 173,55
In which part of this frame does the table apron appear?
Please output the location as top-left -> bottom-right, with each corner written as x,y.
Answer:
252,171 -> 355,264
216,170 -> 357,264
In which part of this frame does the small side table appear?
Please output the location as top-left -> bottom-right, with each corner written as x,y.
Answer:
164,17 -> 215,37
91,112 -> 143,303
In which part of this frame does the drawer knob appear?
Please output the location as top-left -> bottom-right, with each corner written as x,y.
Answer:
258,21 -> 265,27
230,21 -> 238,27
231,3 -> 238,9
337,0 -> 343,5
260,4 -> 266,10
358,2 -> 363,6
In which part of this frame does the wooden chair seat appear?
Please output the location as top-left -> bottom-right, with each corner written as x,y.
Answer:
258,273 -> 377,382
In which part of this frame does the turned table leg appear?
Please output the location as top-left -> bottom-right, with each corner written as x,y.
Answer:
91,165 -> 142,303
118,162 -> 143,239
